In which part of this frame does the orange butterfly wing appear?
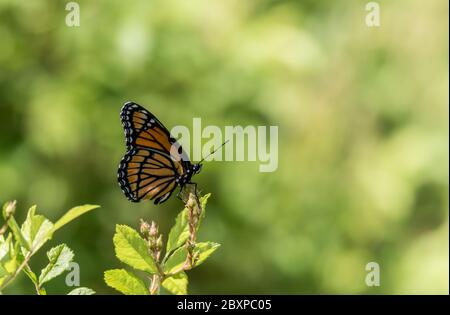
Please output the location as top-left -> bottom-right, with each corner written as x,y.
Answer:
118,148 -> 178,204
118,102 -> 193,205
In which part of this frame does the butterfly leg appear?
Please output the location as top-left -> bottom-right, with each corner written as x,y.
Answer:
176,189 -> 184,202
189,182 -> 198,195
177,184 -> 193,204
177,183 -> 199,204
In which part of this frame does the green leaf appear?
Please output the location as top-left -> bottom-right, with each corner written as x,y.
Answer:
163,247 -> 188,274
166,193 -> 211,257
113,225 -> 157,274
21,205 -> 53,253
164,242 -> 220,273
38,287 -> 47,295
197,193 -> 211,224
38,244 -> 74,286
0,235 -> 16,285
0,234 -> 11,261
68,287 -> 96,295
193,242 -> 220,267
6,214 -> 30,252
22,264 -> 46,294
166,209 -> 190,256
0,234 -> 19,275
162,271 -> 188,295
51,205 -> 100,235
104,269 -> 148,295
0,276 -> 6,288
23,264 -> 38,285
0,265 -> 8,278
23,263 -> 47,293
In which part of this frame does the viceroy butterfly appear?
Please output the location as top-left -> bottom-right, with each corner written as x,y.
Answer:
117,101 -> 202,205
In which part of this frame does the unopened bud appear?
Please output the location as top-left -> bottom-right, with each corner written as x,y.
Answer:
149,221 -> 158,237
156,235 -> 163,249
139,219 -> 151,237
186,194 -> 196,208
4,200 -> 17,217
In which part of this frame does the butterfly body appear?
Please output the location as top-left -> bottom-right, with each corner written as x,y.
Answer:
117,101 -> 201,205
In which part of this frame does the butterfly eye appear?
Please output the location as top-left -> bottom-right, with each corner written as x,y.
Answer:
178,146 -> 183,154
192,164 -> 202,174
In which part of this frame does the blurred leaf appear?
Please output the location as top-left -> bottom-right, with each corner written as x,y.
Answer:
0,237 -> 9,278
104,269 -> 148,295
2,204 -> 29,251
23,265 -> 38,285
3,240 -> 19,274
51,205 -> 100,235
0,234 -> 11,261
163,247 -> 188,274
38,244 -> 74,286
8,216 -> 30,251
18,253 -> 47,294
0,263 -> 8,278
24,264 -> 47,293
162,271 -> 188,295
166,193 -> 211,257
113,225 -> 157,274
21,205 -> 53,253
68,287 -> 96,295
192,242 -> 220,268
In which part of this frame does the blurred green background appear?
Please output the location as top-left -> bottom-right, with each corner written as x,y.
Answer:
0,0 -> 448,294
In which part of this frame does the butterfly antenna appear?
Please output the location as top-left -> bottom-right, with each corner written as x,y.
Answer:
199,139 -> 230,164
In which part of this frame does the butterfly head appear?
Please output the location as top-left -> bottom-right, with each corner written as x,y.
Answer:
192,163 -> 202,175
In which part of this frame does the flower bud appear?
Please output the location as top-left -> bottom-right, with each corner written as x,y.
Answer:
139,219 -> 151,237
186,194 -> 196,208
149,221 -> 158,238
4,200 -> 17,217
156,235 -> 163,250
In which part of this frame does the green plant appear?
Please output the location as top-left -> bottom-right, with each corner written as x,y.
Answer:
104,189 -> 220,295
0,200 -> 99,294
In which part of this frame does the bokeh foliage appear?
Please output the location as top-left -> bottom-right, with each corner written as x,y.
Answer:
0,0 -> 448,294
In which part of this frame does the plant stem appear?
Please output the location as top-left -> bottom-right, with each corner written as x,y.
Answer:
149,274 -> 161,295
144,185 -> 203,294
23,263 -> 42,295
0,221 -> 9,236
185,192 -> 202,269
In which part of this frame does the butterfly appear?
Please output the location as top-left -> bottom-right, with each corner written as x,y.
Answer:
117,101 -> 202,205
